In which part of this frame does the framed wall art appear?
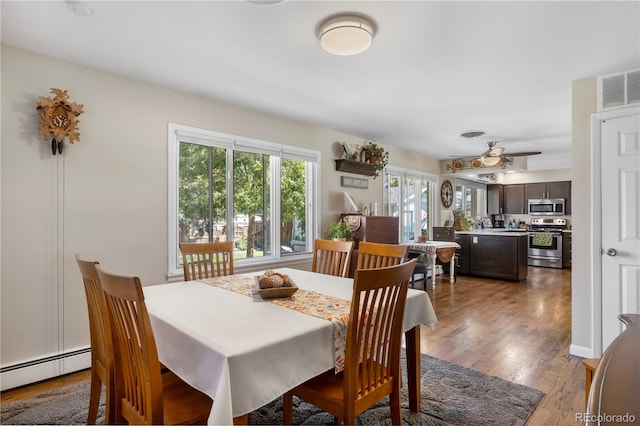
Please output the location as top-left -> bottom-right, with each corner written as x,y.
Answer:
341,176 -> 368,189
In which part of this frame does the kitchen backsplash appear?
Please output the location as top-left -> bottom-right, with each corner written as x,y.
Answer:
500,214 -> 571,229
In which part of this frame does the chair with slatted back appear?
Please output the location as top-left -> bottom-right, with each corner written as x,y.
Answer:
356,241 -> 408,271
283,259 -> 417,425
179,241 -> 234,280
75,254 -> 115,425
311,238 -> 354,278
96,265 -> 213,425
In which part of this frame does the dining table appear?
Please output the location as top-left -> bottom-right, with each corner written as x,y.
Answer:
404,241 -> 461,286
143,267 -> 437,425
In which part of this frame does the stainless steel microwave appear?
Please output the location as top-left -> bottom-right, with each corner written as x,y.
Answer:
528,198 -> 565,216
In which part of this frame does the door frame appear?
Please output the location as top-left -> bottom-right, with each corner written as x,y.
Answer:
591,106 -> 640,357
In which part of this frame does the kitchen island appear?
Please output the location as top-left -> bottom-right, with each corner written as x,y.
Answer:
455,230 -> 528,281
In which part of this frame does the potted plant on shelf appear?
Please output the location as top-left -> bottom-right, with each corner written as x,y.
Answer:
325,220 -> 352,241
359,140 -> 389,178
361,140 -> 389,166
416,228 -> 428,243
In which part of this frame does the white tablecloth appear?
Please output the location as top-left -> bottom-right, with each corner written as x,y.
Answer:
143,268 -> 436,425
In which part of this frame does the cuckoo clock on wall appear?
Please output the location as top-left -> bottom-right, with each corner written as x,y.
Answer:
36,88 -> 84,155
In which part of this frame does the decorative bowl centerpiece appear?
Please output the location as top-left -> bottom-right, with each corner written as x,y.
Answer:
255,270 -> 298,299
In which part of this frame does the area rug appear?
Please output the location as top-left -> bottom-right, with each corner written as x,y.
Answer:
0,354 -> 544,425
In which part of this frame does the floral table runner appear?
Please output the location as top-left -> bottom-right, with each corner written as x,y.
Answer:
199,275 -> 351,372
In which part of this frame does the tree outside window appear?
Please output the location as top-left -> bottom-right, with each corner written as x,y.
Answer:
169,124 -> 319,276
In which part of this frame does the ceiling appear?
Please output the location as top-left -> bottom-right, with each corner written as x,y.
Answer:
2,1 -> 639,172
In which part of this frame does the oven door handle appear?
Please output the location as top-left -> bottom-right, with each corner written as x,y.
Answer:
528,254 -> 562,261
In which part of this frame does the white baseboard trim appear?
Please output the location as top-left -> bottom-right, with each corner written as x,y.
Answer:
570,343 -> 595,358
62,351 -> 91,375
0,360 -> 61,392
0,348 -> 91,391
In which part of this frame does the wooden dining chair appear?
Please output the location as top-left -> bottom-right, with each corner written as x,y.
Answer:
356,241 -> 408,270
75,254 -> 115,425
283,259 -> 417,425
96,265 -> 213,425
311,238 -> 354,278
179,241 -> 234,280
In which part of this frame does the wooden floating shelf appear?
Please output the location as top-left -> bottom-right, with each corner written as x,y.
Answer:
334,159 -> 380,177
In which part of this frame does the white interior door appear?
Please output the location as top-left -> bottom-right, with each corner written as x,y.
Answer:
601,112 -> 640,351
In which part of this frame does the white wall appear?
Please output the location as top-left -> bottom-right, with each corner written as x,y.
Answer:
570,76 -> 598,357
0,45 -> 439,387
499,169 -> 571,184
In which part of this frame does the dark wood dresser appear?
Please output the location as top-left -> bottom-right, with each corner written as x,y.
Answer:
352,216 -> 399,246
341,215 -> 399,277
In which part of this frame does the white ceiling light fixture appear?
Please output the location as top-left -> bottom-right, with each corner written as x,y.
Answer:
66,1 -> 93,16
459,130 -> 486,139
319,14 -> 374,56
247,0 -> 285,4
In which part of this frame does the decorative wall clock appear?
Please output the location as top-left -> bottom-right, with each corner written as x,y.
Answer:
36,88 -> 84,155
441,179 -> 453,208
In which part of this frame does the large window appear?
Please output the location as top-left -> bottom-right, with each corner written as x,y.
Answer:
383,166 -> 436,242
168,124 -> 319,277
454,179 -> 487,220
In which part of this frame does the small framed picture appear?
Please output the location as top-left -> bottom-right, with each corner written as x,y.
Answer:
341,176 -> 368,189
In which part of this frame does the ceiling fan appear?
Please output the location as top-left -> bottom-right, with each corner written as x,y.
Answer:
448,141 -> 542,172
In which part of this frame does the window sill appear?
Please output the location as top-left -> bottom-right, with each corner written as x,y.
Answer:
166,253 -> 313,282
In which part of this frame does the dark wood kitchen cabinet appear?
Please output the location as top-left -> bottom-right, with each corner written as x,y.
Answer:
503,184 -> 526,214
487,184 -> 504,215
525,181 -> 570,200
525,181 -> 572,214
454,234 -> 470,274
468,234 -> 528,281
563,231 -> 572,269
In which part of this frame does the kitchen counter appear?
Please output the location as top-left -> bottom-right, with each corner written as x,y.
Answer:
454,232 -> 528,281
455,229 -> 528,236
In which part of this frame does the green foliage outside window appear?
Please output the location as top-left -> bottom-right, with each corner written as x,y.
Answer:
179,142 -> 308,261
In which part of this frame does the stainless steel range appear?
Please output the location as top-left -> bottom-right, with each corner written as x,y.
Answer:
528,218 -> 567,268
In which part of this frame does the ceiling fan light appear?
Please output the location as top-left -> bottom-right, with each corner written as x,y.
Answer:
319,15 -> 374,56
490,146 -> 504,157
480,154 -> 502,167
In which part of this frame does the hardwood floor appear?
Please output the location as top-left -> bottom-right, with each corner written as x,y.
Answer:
2,266 -> 585,425
419,266 -> 584,425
